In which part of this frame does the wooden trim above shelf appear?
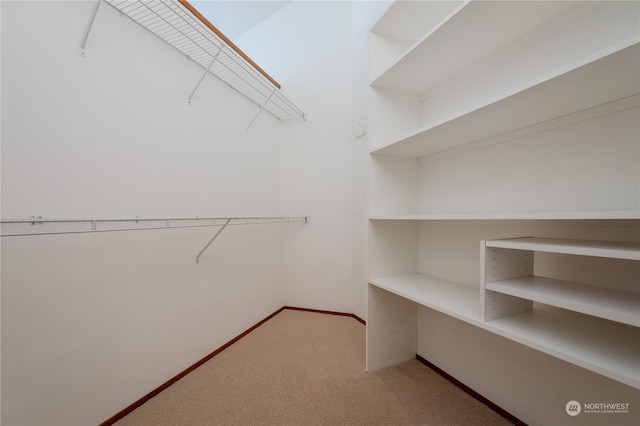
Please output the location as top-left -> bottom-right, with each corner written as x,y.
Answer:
178,0 -> 281,89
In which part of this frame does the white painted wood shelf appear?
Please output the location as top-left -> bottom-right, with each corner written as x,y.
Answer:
369,274 -> 480,324
369,1 -> 463,70
371,0 -> 576,94
369,0 -> 640,159
371,42 -> 639,158
486,237 -> 640,261
370,211 -> 640,221
486,276 -> 640,327
486,305 -> 640,390
368,276 -> 640,389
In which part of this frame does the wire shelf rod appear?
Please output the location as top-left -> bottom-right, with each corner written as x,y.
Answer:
0,216 -> 309,237
169,9 -> 278,104
135,1 -> 217,60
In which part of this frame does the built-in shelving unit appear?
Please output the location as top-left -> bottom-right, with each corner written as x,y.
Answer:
366,0 -> 640,410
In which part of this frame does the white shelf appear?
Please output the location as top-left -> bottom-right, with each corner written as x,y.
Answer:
370,211 -> 640,221
371,42 -> 640,157
370,275 -> 640,389
370,0 -> 575,95
486,276 -> 640,327
486,237 -> 640,261
487,306 -> 640,390
369,274 -> 480,323
370,1 -> 463,47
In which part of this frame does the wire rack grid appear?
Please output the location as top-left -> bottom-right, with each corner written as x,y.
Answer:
104,0 -> 305,122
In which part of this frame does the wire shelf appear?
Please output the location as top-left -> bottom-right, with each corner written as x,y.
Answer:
0,216 -> 309,237
1,215 -> 309,263
103,0 -> 305,122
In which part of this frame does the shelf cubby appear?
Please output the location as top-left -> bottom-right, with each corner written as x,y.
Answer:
486,276 -> 640,328
480,237 -> 640,386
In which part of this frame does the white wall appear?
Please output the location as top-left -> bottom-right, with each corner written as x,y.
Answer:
1,1 -> 292,424
418,107 -> 639,216
1,1 -> 389,423
237,1 -> 364,316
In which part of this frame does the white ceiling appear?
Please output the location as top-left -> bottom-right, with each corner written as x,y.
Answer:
190,0 -> 293,41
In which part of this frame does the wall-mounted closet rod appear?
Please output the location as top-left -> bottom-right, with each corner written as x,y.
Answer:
0,216 -> 309,237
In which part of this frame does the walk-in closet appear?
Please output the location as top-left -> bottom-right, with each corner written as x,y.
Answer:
2,1 -> 638,425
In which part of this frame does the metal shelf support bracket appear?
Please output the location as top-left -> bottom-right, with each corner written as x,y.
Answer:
79,0 -> 102,57
247,89 -> 276,132
188,49 -> 221,104
195,218 -> 232,264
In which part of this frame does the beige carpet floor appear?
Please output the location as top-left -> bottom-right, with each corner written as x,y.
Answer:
115,309 -> 513,425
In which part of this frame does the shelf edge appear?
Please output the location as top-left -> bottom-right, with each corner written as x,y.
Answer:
369,211 -> 640,221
